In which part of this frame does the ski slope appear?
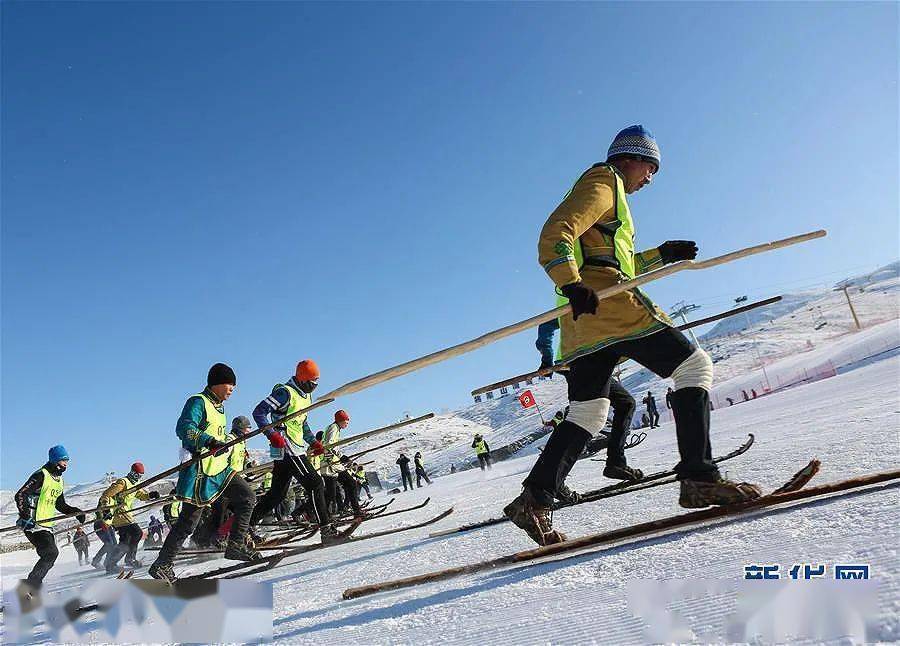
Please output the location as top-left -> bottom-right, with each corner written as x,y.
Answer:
3,354 -> 898,643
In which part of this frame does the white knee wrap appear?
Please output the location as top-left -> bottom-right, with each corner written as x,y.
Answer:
567,398 -> 611,437
670,348 -> 714,391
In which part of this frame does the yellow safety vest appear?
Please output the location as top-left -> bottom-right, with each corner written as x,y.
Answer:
474,439 -> 488,455
113,478 -> 137,515
196,392 -> 230,476
553,165 -> 637,359
262,471 -> 273,491
275,383 -> 312,448
228,434 -> 247,472
35,468 -> 64,528
169,499 -> 182,518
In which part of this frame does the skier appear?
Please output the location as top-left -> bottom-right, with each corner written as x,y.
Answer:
352,463 -> 372,500
319,410 -> 363,517
149,363 -> 260,582
642,391 -> 660,428
90,513 -> 118,569
162,491 -> 181,529
98,462 -> 159,572
247,360 -> 339,543
396,453 -> 414,491
147,515 -> 164,545
260,470 -> 273,493
534,315 -> 641,481
413,452 -> 432,487
191,416 -> 252,548
14,445 -> 86,590
73,526 -> 90,565
472,434 -> 492,470
665,387 -> 674,410
504,125 -> 761,545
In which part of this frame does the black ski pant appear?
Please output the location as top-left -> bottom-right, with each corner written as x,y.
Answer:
648,407 -> 660,427
192,497 -> 228,546
477,453 -> 492,470
250,455 -> 329,528
358,480 -> 372,499
155,475 -> 255,567
25,529 -> 59,588
91,527 -> 117,566
336,471 -> 362,514
523,327 -> 718,507
415,467 -> 432,487
605,379 -> 636,466
400,468 -> 414,491
106,522 -> 143,569
75,543 -> 89,564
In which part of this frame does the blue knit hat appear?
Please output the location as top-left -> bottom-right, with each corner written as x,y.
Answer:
607,125 -> 660,170
48,444 -> 69,463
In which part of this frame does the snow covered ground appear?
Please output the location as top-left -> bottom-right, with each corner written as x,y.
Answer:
3,354 -> 898,643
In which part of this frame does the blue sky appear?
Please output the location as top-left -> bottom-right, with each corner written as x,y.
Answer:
2,2 -> 897,488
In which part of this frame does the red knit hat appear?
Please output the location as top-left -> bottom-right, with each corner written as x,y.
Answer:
131,462 -> 145,475
295,359 -> 320,382
335,410 -> 350,423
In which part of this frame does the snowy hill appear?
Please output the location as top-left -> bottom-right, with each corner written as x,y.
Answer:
353,262 -> 898,488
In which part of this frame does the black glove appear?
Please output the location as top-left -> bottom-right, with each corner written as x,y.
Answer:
205,438 -> 229,456
560,281 -> 600,321
148,491 -> 160,500
658,240 -> 698,264
76,512 -> 87,524
102,510 -> 114,521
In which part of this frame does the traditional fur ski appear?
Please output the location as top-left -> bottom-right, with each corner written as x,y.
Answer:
345,461 -> 900,600
429,434 -> 755,538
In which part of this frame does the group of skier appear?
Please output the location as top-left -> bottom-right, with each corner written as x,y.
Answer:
13,359 -> 378,586
13,123 -> 767,588
396,451 -> 433,490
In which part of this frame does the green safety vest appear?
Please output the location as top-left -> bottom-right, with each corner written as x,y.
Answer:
553,165 -> 637,359
196,392 -> 230,477
262,471 -> 273,491
474,439 -> 488,455
112,478 -> 138,517
228,434 -> 247,472
275,383 -> 312,448
355,468 -> 366,482
35,468 -> 64,528
169,499 -> 182,518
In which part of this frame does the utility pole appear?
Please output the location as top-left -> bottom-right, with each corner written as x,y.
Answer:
841,286 -> 862,330
736,296 -> 771,392
670,301 -> 702,346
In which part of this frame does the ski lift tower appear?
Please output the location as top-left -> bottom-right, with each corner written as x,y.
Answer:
670,301 -> 702,346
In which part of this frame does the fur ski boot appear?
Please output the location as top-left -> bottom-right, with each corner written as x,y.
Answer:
503,490 -> 567,546
679,477 -> 763,509
603,463 -> 644,482
223,539 -> 262,562
320,524 -> 343,546
556,484 -> 581,504
148,562 -> 176,584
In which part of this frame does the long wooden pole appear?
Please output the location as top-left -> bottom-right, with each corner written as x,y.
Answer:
471,295 -> 784,396
324,231 -> 824,402
346,437 -> 405,460
343,467 -> 898,599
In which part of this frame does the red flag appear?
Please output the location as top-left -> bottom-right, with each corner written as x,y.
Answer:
518,390 -> 536,409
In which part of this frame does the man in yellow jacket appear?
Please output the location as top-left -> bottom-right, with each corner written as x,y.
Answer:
98,462 -> 159,572
504,125 -> 761,546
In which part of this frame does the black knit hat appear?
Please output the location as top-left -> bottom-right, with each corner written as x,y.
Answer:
207,362 -> 236,387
